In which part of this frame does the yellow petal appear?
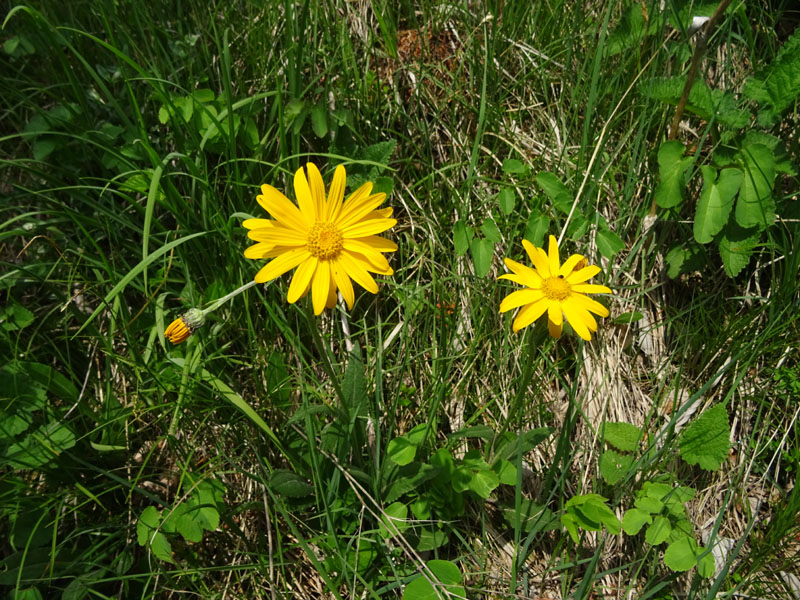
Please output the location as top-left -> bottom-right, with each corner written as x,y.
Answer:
325,269 -> 338,309
345,235 -> 397,253
244,242 -> 274,259
548,302 -> 563,326
339,252 -> 378,293
571,283 -> 612,295
337,193 -> 386,229
287,256 -> 318,303
293,166 -> 318,226
522,240 -> 551,277
499,289 -> 544,313
312,260 -> 331,315
253,248 -> 310,283
258,184 -> 308,232
562,297 -> 591,341
335,183 -> 374,226
502,257 -> 542,288
498,273 -> 530,286
249,225 -> 307,246
305,162 -> 326,218
332,257 -> 355,309
547,235 -> 560,276
571,293 -> 610,317
366,207 -> 393,219
342,218 -> 397,238
548,318 -> 562,338
243,218 -> 274,230
512,298 -> 548,332
326,165 -> 347,221
559,254 -> 586,277
566,265 -> 602,284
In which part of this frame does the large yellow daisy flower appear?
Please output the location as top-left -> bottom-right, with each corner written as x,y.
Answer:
499,235 -> 612,340
244,163 -> 397,315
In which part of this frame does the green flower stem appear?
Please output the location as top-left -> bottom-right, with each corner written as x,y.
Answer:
304,301 -> 345,403
200,279 -> 260,316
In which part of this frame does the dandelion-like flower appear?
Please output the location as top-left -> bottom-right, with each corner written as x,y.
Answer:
164,308 -> 205,344
499,235 -> 612,340
244,163 -> 397,314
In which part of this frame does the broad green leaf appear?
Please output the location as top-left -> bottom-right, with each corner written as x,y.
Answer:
719,222 -> 759,277
402,560 -> 466,600
535,172 -> 572,214
663,536 -> 698,572
603,422 -> 642,452
136,506 -> 161,546
600,449 -> 634,485
524,211 -> 550,248
693,166 -> 742,244
735,143 -> 775,229
378,502 -> 408,538
502,158 -> 527,174
697,548 -> 716,578
270,470 -> 313,497
453,220 -> 472,256
470,238 -> 494,277
493,459 -> 517,485
679,404 -> 730,471
665,243 -> 707,278
415,528 -> 449,551
502,499 -> 558,533
654,141 -> 695,208
645,515 -> 672,545
1,304 -> 34,331
621,508 -> 652,534
596,229 -> 624,259
497,188 -> 515,215
387,436 -> 418,466
480,218 -> 502,243
578,497 -> 621,534
311,104 -> 328,138
612,311 -> 643,324
4,421 -> 76,469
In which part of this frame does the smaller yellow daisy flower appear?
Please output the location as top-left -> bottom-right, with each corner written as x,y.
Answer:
499,235 -> 612,341
164,308 -> 205,344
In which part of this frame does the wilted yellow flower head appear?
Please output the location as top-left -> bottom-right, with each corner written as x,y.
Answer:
243,163 -> 397,315
499,235 -> 612,340
164,308 -> 205,344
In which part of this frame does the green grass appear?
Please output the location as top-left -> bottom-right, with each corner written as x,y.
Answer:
2,1 -> 799,599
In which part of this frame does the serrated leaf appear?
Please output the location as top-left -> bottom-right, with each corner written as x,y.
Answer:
606,3 -> 648,56
362,139 -> 397,168
663,536 -> 698,572
502,158 -> 527,174
679,404 -> 730,471
603,422 -> 642,452
743,27 -> 800,124
719,221 -> 759,277
524,211 -> 550,248
655,141 -> 695,208
470,238 -> 494,277
480,218 -> 502,243
693,166 -> 742,244
600,450 -> 634,485
645,515 -> 672,545
137,506 -> 161,546
453,220 -> 472,256
498,188 -> 515,215
596,228 -> 624,258
149,531 -> 174,563
535,172 -> 572,214
621,508 -> 652,535
735,143 -> 775,229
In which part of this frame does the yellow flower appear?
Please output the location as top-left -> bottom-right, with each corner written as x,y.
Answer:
499,235 -> 612,341
244,163 -> 397,315
164,308 -> 205,344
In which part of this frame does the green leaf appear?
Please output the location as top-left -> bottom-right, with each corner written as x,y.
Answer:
310,104 -> 328,138
535,172 -> 572,214
735,143 -> 776,229
663,536 -> 698,572
4,421 -> 76,469
665,243 -> 707,278
498,188 -> 516,215
502,499 -> 558,533
596,229 -> 624,259
452,451 -> 500,498
606,3 -> 648,56
502,158 -> 527,175
493,459 -> 517,486
470,238 -> 494,277
693,166 -> 742,244
719,221 -> 759,277
603,422 -> 642,452
654,141 -> 695,208
524,211 -> 550,248
136,506 -> 161,546
743,27 -> 800,125
403,560 -> 466,600
453,220 -> 472,256
387,424 -> 428,466
600,450 -> 634,485
679,404 -> 730,471
697,548 -> 716,578
621,508 -> 652,535
645,515 -> 672,545
342,344 -> 367,421
480,218 -> 502,243
378,502 -> 408,538
270,470 -> 314,497
415,527 -> 449,551
612,311 -> 643,324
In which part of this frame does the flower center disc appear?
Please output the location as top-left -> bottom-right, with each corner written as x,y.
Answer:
307,222 -> 343,260
542,276 -> 571,302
